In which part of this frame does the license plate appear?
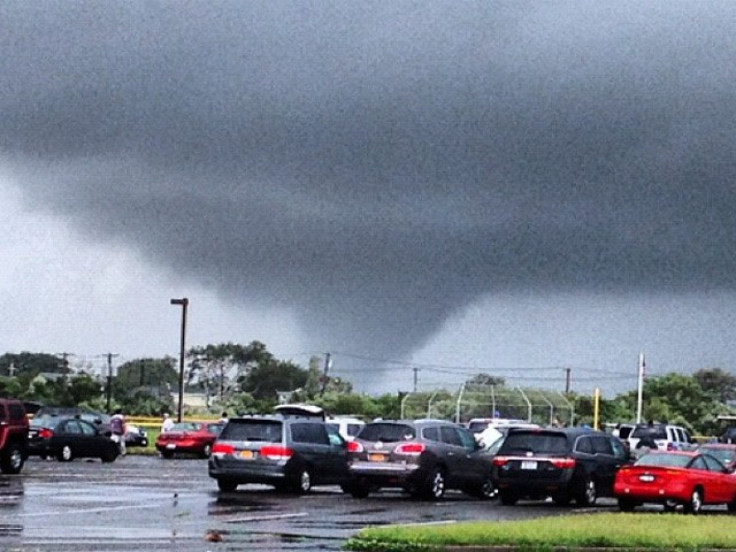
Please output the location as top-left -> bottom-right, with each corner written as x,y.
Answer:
639,474 -> 655,482
521,460 -> 538,470
239,450 -> 255,459
368,453 -> 386,462
166,443 -> 176,449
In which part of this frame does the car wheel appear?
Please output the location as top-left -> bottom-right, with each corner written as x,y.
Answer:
684,488 -> 703,514
217,479 -> 237,492
161,450 -> 174,459
421,467 -> 446,500
499,489 -> 518,506
0,444 -> 25,474
57,445 -> 73,462
618,498 -> 637,512
576,476 -> 597,506
100,447 -> 118,463
728,498 -> 736,513
291,468 -> 312,494
467,475 -> 497,500
201,444 -> 212,458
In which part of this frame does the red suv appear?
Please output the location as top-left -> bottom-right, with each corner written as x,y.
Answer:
0,398 -> 30,474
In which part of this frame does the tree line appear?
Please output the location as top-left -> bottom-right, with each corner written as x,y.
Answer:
1,344 -> 735,436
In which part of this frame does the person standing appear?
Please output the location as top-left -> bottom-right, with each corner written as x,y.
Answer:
161,412 -> 174,433
219,411 -> 229,424
110,408 -> 127,456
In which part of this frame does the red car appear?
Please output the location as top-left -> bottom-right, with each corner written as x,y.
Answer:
156,421 -> 224,459
614,450 -> 736,513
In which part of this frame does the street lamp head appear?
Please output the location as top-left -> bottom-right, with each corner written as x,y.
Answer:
170,298 -> 189,306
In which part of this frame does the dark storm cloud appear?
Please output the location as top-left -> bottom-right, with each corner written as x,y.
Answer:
2,1 -> 736,358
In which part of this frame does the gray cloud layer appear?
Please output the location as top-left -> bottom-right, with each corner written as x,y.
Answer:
2,2 -> 736,359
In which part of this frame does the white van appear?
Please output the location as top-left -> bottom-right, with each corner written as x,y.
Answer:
326,416 -> 365,441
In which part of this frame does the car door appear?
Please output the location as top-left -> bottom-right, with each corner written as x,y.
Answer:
700,454 -> 734,503
590,435 -> 619,495
61,419 -> 88,457
439,425 -> 476,487
290,422 -> 346,484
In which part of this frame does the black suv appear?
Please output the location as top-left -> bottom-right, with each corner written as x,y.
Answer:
345,419 -> 496,500
208,414 -> 348,493
491,427 -> 629,506
0,398 -> 29,474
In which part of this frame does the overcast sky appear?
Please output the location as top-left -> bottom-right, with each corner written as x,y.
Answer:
2,2 -> 736,398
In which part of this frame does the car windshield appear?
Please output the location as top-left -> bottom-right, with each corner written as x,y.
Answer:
499,431 -> 568,454
358,423 -> 416,442
700,447 -> 736,465
634,453 -> 691,468
219,420 -> 282,442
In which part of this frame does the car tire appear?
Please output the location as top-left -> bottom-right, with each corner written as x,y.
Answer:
217,479 -> 237,492
201,444 -> 212,458
291,468 -> 312,494
728,498 -> 736,513
575,476 -> 597,506
684,488 -> 703,514
0,443 -> 25,474
161,450 -> 174,459
499,489 -> 518,506
618,498 -> 637,512
421,467 -> 446,500
57,445 -> 73,462
100,448 -> 118,463
466,475 -> 497,500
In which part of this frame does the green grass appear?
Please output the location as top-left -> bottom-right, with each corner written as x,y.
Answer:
345,513 -> 736,551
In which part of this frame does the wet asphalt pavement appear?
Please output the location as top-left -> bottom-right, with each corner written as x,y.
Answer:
1,454 -> 619,552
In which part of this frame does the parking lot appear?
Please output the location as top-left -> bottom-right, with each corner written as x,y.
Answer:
0,454 -> 621,552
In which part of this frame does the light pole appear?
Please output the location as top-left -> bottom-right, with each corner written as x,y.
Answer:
170,297 -> 189,423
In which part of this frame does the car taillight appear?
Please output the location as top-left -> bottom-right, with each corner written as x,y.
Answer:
492,457 -> 509,466
260,445 -> 293,460
395,442 -> 425,455
212,443 -> 235,455
550,457 -> 576,469
347,441 -> 363,453
39,428 -> 54,439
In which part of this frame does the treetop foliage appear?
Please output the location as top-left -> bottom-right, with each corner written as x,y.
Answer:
2,347 -> 735,436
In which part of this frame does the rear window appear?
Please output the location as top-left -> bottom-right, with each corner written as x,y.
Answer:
631,426 -> 667,440
499,431 -> 569,454
358,422 -> 416,442
219,420 -> 282,442
634,452 -> 690,468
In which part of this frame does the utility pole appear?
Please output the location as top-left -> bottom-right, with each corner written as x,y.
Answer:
105,353 -> 119,412
170,297 -> 189,423
413,367 -> 419,393
565,367 -> 571,394
320,352 -> 331,395
636,352 -> 645,424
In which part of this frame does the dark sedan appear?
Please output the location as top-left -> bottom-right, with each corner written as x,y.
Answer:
28,416 -> 119,462
125,424 -> 149,447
